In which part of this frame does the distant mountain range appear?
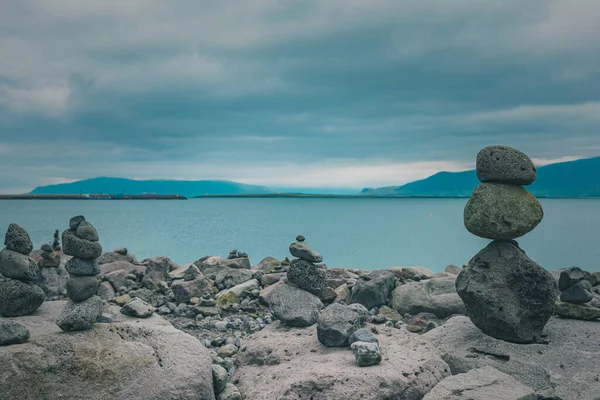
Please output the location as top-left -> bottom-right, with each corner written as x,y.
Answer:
361,156 -> 600,197
30,177 -> 272,198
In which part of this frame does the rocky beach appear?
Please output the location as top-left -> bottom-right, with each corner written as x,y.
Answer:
1,148 -> 600,399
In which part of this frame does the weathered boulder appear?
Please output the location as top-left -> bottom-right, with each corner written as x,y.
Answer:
348,327 -> 379,345
558,266 -> 587,290
4,223 -> 33,254
289,241 -> 323,263
141,257 -> 172,291
171,275 -> 213,304
351,341 -> 382,367
234,321 -> 450,399
324,268 -> 359,288
554,301 -> 600,320
286,258 -> 325,295
391,277 -> 465,318
215,267 -> 253,289
216,279 -> 259,301
97,251 -> 138,265
423,315 -> 600,399
0,321 -> 30,346
269,284 -> 323,327
97,281 -> 116,300
560,279 -> 594,304
0,301 -> 215,399
0,248 -> 38,280
423,366 -> 537,400
333,283 -> 351,304
121,298 -> 155,318
66,276 -> 99,302
464,183 -> 543,240
62,229 -> 102,259
0,279 -> 46,317
75,221 -> 99,242
347,303 -> 370,324
456,240 -> 558,343
259,279 -> 284,306
65,257 -> 101,276
104,269 -> 129,291
351,270 -> 396,309
476,145 -> 536,186
317,303 -> 361,347
260,272 -> 286,287
56,295 -> 103,331
169,264 -> 198,280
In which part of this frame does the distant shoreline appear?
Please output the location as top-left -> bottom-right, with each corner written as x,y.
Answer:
0,194 -> 187,200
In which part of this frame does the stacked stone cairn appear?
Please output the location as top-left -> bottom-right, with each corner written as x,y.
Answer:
0,224 -> 46,317
56,216 -> 104,331
555,266 -> 600,320
457,145 -> 559,343
39,242 -> 61,268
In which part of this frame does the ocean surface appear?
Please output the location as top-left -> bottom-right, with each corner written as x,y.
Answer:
0,198 -> 598,272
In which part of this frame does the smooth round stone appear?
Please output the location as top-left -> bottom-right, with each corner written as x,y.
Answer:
286,259 -> 326,295
75,221 -> 99,242
56,295 -> 103,331
69,215 -> 86,231
0,280 -> 46,317
464,183 -> 543,240
289,242 -> 323,263
476,145 -> 536,185
66,276 -> 99,302
0,321 -> 30,346
65,258 -> 100,276
62,230 -> 102,259
560,280 -> 594,304
0,248 -> 38,281
4,223 -> 33,255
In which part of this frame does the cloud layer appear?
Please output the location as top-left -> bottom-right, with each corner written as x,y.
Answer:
1,0 -> 599,192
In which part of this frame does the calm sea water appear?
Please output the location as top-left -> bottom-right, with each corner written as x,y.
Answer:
0,198 -> 598,272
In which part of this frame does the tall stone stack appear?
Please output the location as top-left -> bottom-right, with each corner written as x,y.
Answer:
56,216 -> 104,331
456,145 -> 559,343
0,224 -> 46,316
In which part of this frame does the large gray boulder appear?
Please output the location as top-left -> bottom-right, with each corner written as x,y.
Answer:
62,230 -> 102,259
0,301 -> 215,399
464,183 -> 543,240
317,303 -> 361,347
234,321 -> 450,400
423,366 -> 537,400
476,145 -> 536,186
423,315 -> 600,399
286,259 -> 325,295
269,284 -> 323,327
351,270 -> 396,309
456,240 -> 558,343
391,276 -> 465,318
0,279 -> 46,317
4,223 -> 33,255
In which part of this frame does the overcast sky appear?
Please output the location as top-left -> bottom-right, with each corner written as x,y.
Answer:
1,1 -> 599,193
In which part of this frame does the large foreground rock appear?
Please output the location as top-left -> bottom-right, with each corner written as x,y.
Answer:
0,301 -> 215,399
456,240 -> 558,343
269,284 -> 323,327
424,316 -> 600,400
391,276 -> 465,318
234,321 -> 450,399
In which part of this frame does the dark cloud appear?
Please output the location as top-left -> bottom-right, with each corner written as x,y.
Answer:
0,0 -> 599,192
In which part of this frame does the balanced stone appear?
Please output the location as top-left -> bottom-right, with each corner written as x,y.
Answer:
287,259 -> 325,295
0,248 -> 38,281
558,267 -> 587,291
120,298 -> 155,318
62,229 -> 102,259
317,303 -> 362,347
456,241 -> 558,343
66,276 -> 99,302
4,223 -> 33,255
350,341 -> 382,367
75,221 -> 99,242
560,280 -> 594,304
464,183 -> 543,240
65,257 -> 100,276
269,284 -> 323,327
476,145 -> 536,185
0,280 -> 46,317
0,321 -> 30,346
56,295 -> 103,331
289,241 -> 323,263
296,235 -> 305,242
69,215 -> 86,231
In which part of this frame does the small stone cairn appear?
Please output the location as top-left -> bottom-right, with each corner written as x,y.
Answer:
457,145 -> 559,343
0,224 -> 46,317
554,266 -> 600,320
39,239 -> 61,268
56,216 -> 104,331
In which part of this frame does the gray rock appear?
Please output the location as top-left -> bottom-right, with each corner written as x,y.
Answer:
65,257 -> 100,276
464,183 -> 543,240
217,343 -> 238,358
390,276 -> 465,318
319,286 -> 337,303
261,272 -> 286,287
286,258 -> 325,295
317,303 -> 361,347
351,270 -> 396,309
347,303 -> 370,324
172,275 -> 213,304
348,327 -> 378,345
334,284 -> 352,304
289,241 -> 323,263
69,215 -> 86,230
0,321 -> 30,346
114,247 -> 128,255
66,276 -> 99,302
75,221 -> 99,242
558,266 -> 587,290
34,264 -> 69,297
350,341 -> 382,367
554,301 -> 600,320
104,269 -> 129,291
169,264 -> 198,280
97,281 -> 116,300
62,230 -> 102,259
325,267 -> 359,288
4,223 -> 33,255
141,257 -> 172,292
560,279 -> 594,304
423,366 -> 537,400
269,284 -> 323,327
456,240 -> 559,343
128,288 -> 169,308
41,244 -> 53,252
56,295 -> 103,331
476,145 -> 536,185
0,300 -> 216,400
120,298 -> 155,318
0,248 -> 38,281
218,383 -> 242,400
444,265 -> 462,275
0,279 -> 46,317
97,251 -> 138,265
212,364 -> 228,394
255,256 -> 283,273
100,260 -> 145,275
215,267 -> 253,289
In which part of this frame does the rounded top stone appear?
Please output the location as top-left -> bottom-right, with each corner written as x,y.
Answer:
296,235 -> 305,242
4,223 -> 33,255
69,215 -> 86,231
476,145 -> 536,185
